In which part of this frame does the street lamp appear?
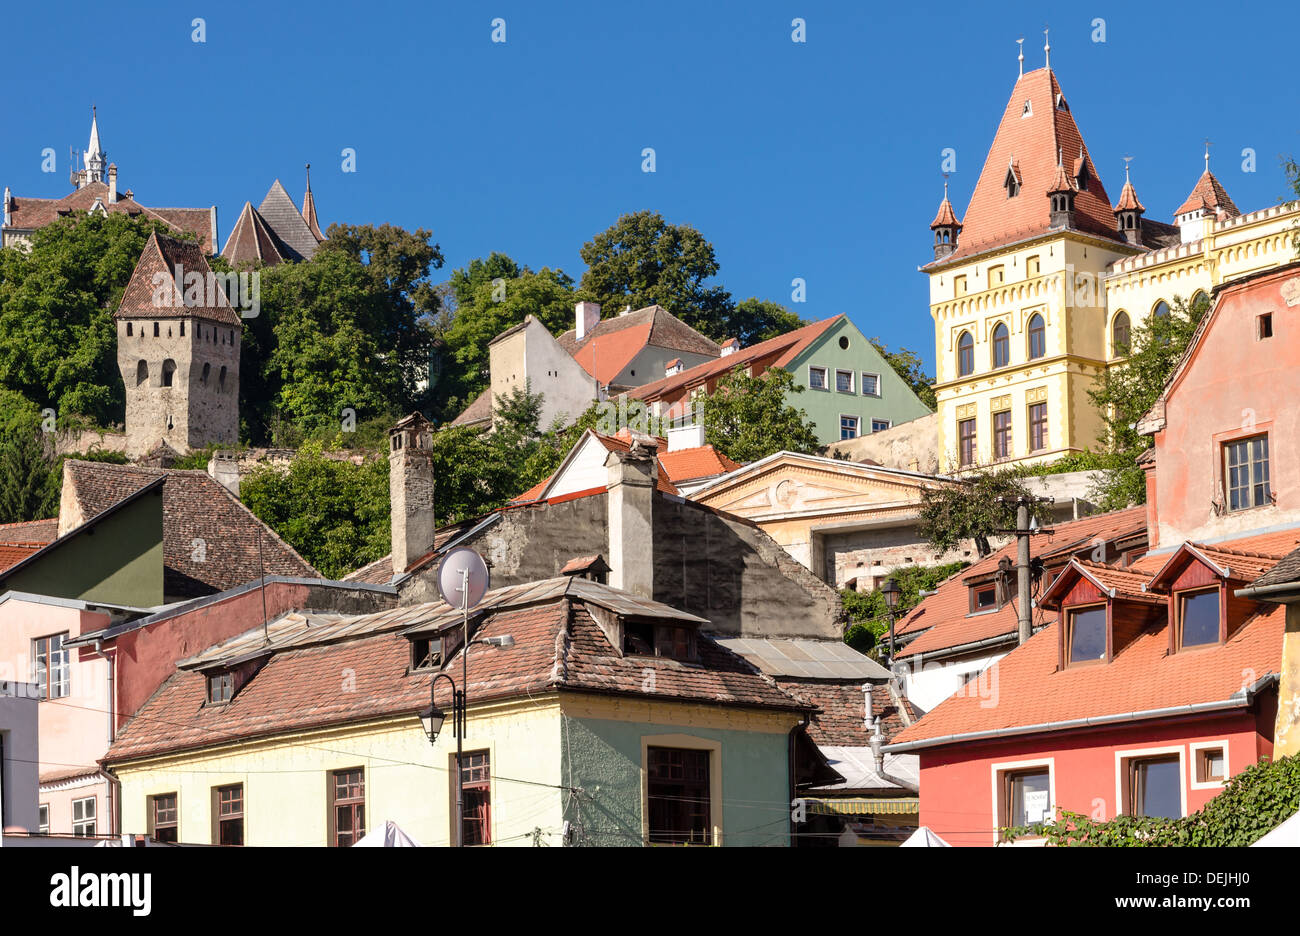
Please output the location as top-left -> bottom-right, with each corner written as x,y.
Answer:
420,671 -> 466,846
880,577 -> 901,661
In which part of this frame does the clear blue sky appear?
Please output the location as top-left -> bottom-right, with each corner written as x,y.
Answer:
3,1 -> 1295,372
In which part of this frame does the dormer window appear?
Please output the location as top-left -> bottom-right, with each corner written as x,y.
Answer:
623,620 -> 698,662
1021,99 -> 1032,118
1055,93 -> 1068,110
410,636 -> 444,671
1005,164 -> 1021,198
1065,605 -> 1107,666
970,584 -> 998,614
1075,162 -> 1090,191
1177,588 -> 1221,649
207,671 -> 234,704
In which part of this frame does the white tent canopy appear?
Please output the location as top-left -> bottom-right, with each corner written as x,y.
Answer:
353,820 -> 422,847
899,825 -> 951,848
1250,811 -> 1300,847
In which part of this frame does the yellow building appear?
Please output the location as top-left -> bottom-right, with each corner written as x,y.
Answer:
926,56 -> 1299,474
104,577 -> 808,847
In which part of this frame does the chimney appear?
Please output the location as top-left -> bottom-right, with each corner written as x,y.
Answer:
719,338 -> 739,357
207,452 -> 240,496
666,422 -> 706,452
107,164 -> 118,203
575,301 -> 601,341
605,442 -> 656,598
388,413 -> 435,576
3,186 -> 11,226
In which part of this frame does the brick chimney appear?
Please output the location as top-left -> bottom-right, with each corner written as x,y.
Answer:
575,301 -> 601,342
389,413 -> 435,576
108,164 -> 118,203
605,442 -> 656,598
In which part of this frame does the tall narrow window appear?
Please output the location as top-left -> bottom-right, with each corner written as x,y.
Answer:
957,331 -> 974,377
126,323 -> 133,337
201,362 -> 211,385
330,768 -> 365,847
993,410 -> 1012,460
215,784 -> 244,846
1112,311 -> 1131,357
161,359 -> 176,388
1224,435 -> 1270,511
1029,402 -> 1048,452
32,633 -> 69,700
136,360 -> 149,387
38,804 -> 50,834
1026,314 -> 1045,360
991,323 -> 1010,369
1178,588 -> 1221,648
647,747 -> 711,845
958,418 -> 976,467
1066,605 -> 1107,665
459,752 -> 491,846
954,275 -> 968,298
72,797 -> 96,837
1129,756 -> 1181,819
151,793 -> 178,843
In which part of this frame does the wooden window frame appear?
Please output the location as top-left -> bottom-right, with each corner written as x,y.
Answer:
1111,311 -> 1131,358
1258,313 -> 1273,340
1223,433 -> 1271,512
992,409 -> 1012,460
991,323 -> 1010,369
958,417 -> 977,467
1121,752 -> 1185,819
1028,401 -> 1048,452
454,751 -> 492,846
995,763 -> 1052,843
1026,314 -> 1046,360
956,330 -> 974,376
645,744 -> 715,846
1063,602 -> 1109,667
1190,741 -> 1229,789
329,767 -> 366,847
207,671 -> 234,705
969,584 -> 998,615
150,792 -> 179,843
213,783 -> 244,846
1175,586 -> 1223,650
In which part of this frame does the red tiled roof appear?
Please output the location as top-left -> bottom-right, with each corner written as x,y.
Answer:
1115,179 -> 1144,213
892,602 -> 1284,748
1174,170 -> 1240,218
0,518 -> 58,545
106,587 -> 806,762
115,232 -> 243,326
775,679 -> 920,747
930,196 -> 960,229
893,506 -> 1149,657
929,68 -> 1126,267
3,182 -> 217,252
631,316 -> 841,403
447,387 -> 493,428
62,461 -> 317,598
556,305 -> 720,387
0,544 -> 42,574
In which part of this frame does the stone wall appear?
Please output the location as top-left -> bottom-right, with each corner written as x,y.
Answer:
827,412 -> 940,474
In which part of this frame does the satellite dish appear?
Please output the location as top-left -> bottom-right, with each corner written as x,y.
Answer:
436,548 -> 490,611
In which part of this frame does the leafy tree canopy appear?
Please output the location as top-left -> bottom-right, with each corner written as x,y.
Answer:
696,367 -> 821,463
869,338 -> 936,410
842,561 -> 968,653
917,468 -> 1052,555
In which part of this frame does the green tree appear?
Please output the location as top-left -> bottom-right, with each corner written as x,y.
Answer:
1004,754 -> 1300,846
0,212 -> 177,427
869,338 -> 936,410
696,367 -> 820,463
917,468 -> 1051,556
841,561 -> 968,653
239,441 -> 391,579
1085,294 -> 1208,510
729,298 -> 806,345
433,261 -> 576,421
0,425 -> 54,523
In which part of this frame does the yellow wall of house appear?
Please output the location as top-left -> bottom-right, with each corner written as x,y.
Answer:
112,696 -> 565,847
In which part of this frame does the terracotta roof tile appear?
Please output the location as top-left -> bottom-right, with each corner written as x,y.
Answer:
556,305 -> 721,386
3,182 -> 216,252
114,232 -> 242,326
0,518 -> 58,545
220,201 -> 285,267
0,544 -> 42,574
1174,170 -> 1240,218
774,679 -> 919,747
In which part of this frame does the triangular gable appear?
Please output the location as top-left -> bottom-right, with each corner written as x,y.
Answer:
1147,542 -> 1230,592
258,180 -> 320,261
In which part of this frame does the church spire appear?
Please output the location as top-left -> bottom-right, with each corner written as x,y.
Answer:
930,177 -> 962,260
83,106 -> 106,186
301,163 -> 324,242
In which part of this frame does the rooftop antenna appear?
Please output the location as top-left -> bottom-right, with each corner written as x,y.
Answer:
1017,37 -> 1024,77
1044,27 -> 1051,70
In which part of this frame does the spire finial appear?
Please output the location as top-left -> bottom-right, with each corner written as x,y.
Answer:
305,162 -> 312,192
1044,27 -> 1051,70
1123,156 -> 1133,183
1017,38 -> 1024,77
1204,139 -> 1212,172
943,173 -> 949,199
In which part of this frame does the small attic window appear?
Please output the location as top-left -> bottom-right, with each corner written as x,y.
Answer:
1076,162 -> 1090,191
410,636 -> 444,671
1055,93 -> 1069,111
1021,99 -> 1032,118
207,671 -> 234,704
1005,167 -> 1021,198
623,620 -> 698,662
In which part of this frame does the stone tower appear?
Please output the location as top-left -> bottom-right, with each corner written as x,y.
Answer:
114,233 -> 242,457
388,413 -> 435,576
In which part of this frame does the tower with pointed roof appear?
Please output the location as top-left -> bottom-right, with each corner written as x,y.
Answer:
930,180 -> 961,260
221,172 -> 325,267
114,232 -> 243,457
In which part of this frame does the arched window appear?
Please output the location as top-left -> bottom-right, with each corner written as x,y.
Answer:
1191,290 -> 1209,312
1027,314 -> 1046,360
161,359 -> 177,388
201,363 -> 211,385
126,322 -> 133,337
992,323 -> 1010,369
1153,300 -> 1170,319
1112,311 -> 1131,357
219,366 -> 227,390
957,331 -> 974,377
136,360 -> 148,387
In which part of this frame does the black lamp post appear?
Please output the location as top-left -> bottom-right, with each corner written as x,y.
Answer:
881,577 -> 901,661
420,672 -> 465,847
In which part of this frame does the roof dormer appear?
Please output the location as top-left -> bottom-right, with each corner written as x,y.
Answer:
1038,559 -> 1161,669
1146,543 -> 1281,651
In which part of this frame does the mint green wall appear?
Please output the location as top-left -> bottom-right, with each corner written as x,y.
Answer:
560,713 -> 791,847
784,317 -> 932,445
0,488 -> 164,607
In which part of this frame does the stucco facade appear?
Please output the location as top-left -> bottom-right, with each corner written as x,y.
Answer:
488,317 -> 600,431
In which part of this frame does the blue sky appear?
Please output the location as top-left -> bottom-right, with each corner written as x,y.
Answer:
3,1 -> 1295,372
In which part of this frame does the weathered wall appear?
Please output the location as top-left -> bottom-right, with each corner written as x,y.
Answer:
827,412 -> 940,474
823,522 -> 971,590
1277,603 -> 1300,757
0,685 -> 41,833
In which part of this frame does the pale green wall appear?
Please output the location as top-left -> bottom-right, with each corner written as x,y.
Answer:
561,714 -> 792,847
784,317 -> 932,445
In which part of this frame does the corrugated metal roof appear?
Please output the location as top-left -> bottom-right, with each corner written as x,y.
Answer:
712,637 -> 889,679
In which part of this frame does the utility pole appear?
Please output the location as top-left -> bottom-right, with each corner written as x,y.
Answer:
1016,499 -> 1032,645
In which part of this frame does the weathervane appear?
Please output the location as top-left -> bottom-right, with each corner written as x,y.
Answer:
1017,37 -> 1024,77
1044,27 -> 1051,70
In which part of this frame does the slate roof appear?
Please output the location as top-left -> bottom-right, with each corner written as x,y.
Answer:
926,68 -> 1128,268
114,232 -> 243,326
256,180 -> 322,262
556,305 -> 721,387
631,316 -> 841,402
2,181 -> 217,252
61,460 -> 317,599
105,577 -> 807,763
220,201 -> 286,266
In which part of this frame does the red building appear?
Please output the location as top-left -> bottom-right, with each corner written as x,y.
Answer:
886,262 -> 1300,845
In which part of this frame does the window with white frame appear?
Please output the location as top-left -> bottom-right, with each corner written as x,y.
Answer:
32,633 -> 69,700
72,796 -> 96,837
808,366 -> 827,390
871,419 -> 891,433
38,804 -> 50,834
840,416 -> 860,440
835,369 -> 854,393
861,372 -> 881,397
1224,434 -> 1270,511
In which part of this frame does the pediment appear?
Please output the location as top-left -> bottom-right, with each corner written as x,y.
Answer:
699,459 -> 931,517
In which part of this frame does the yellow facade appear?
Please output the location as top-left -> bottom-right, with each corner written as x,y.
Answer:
931,205 -> 1300,475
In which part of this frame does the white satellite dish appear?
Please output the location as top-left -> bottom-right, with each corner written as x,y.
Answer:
437,547 -> 490,611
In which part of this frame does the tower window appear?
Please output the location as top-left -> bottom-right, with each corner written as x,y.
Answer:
180,321 -> 185,337
153,322 -> 160,337
1005,166 -> 1021,198
201,363 -> 211,385
161,359 -> 176,388
126,322 -> 133,337
1020,100 -> 1032,118
136,360 -> 148,387
219,366 -> 227,389
1027,313 -> 1045,360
